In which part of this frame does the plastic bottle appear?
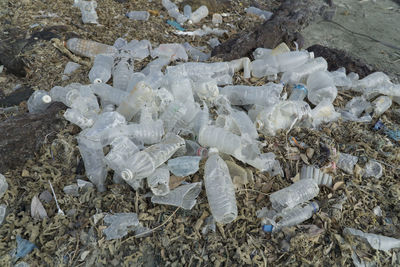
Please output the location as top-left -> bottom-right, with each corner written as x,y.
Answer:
113,52 -> 135,91
204,148 -> 237,224
183,42 -> 210,62
262,202 -> 319,232
123,39 -> 152,60
27,90 -> 52,114
160,101 -> 187,132
152,43 -> 188,61
310,100 -> 341,127
126,11 -> 150,21
212,13 -> 222,25
269,179 -> 320,211
147,165 -> 170,196
219,83 -> 283,106
288,84 -> 308,101
353,72 -> 391,92
162,0 -> 188,24
281,57 -> 328,84
90,83 -> 128,105
74,0 -> 98,24
245,6 -> 273,20
64,108 -> 94,129
88,54 -> 114,83
344,228 -> 400,252
371,96 -> 392,116
167,156 -> 201,177
306,70 -> 338,105
66,38 -> 117,58
208,37 -> 220,49
183,5 -> 192,18
189,5 -> 208,24
185,140 -> 208,158
198,125 -> 242,156
300,165 -> 333,187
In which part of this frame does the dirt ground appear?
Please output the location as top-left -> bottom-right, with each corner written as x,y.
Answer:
0,0 -> 400,266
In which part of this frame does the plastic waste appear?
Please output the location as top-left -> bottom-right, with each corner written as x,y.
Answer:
371,95 -> 392,117
112,51 -> 135,90
269,179 -> 319,211
31,195 -> 48,220
183,5 -> 192,18
306,70 -> 338,105
151,182 -> 202,210
245,6 -> 273,20
353,72 -> 391,93
344,228 -> 400,252
288,84 -> 308,101
15,236 -> 37,259
64,108 -> 94,129
103,213 -> 140,240
63,184 -> 79,196
62,61 -> 81,81
27,90 -> 52,114
262,201 -> 319,232
126,11 -> 150,21
74,0 -> 98,24
66,38 -> 117,58
202,216 -> 216,235
147,165 -> 170,196
373,120 -> 400,143
173,26 -> 228,37
337,152 -> 358,174
167,156 -> 201,177
212,13 -> 222,25
281,57 -> 328,84
166,19 -> 185,31
183,42 -> 210,61
89,54 -> 113,83
152,43 -> 188,61
363,160 -> 383,179
300,165 -> 333,187
162,0 -> 188,24
113,37 -> 127,49
0,173 -> 9,198
204,148 -> 237,224
208,37 -> 220,49
330,67 -> 353,88
189,5 -> 208,24
123,39 -> 152,60
310,100 -> 341,127
0,204 -> 6,225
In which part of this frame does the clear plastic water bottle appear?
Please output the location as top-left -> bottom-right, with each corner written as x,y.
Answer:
288,84 -> 308,101
162,0 -> 188,24
64,108 -> 94,129
113,52 -> 135,91
183,5 -> 192,18
219,83 -> 283,106
74,0 -> 98,24
66,38 -> 117,58
27,90 -> 52,114
198,125 -> 241,156
204,148 -> 237,224
89,54 -> 114,83
185,140 -> 208,158
160,101 -> 187,132
90,83 -> 128,105
281,57 -> 328,84
262,201 -> 319,232
245,6 -> 273,20
147,165 -> 170,196
371,95 -> 392,116
353,72 -> 391,92
126,11 -> 150,21
189,5 -> 209,24
306,70 -> 338,105
269,179 -> 319,211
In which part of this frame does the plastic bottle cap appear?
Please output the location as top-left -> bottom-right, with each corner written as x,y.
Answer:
94,78 -> 103,84
42,95 -> 52,103
121,169 -> 133,180
262,225 -> 273,233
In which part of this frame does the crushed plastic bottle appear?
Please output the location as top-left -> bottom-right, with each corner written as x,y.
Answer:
219,83 -> 283,106
281,57 -> 328,85
300,165 -> 333,187
344,228 -> 400,252
245,6 -> 273,20
147,165 -> 170,196
151,182 -> 202,210
167,156 -> 201,177
306,70 -> 338,105
337,152 -> 358,174
204,148 -> 237,224
112,50 -> 135,90
269,179 -> 319,211
189,5 -> 209,24
66,38 -> 117,58
151,43 -> 188,61
126,11 -> 150,21
103,213 -> 140,240
89,54 -> 114,84
0,173 -> 8,199
162,0 -> 188,24
62,61 -> 81,81
288,84 -> 308,101
310,100 -> 341,128
27,90 -> 52,114
74,0 -> 98,24
371,95 -> 392,117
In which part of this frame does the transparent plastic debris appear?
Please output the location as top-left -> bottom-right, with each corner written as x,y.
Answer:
62,61 -> 81,81
225,160 -> 249,188
255,100 -> 311,136
77,179 -> 94,190
151,43 -> 188,61
31,196 -> 48,220
373,206 -> 383,217
343,96 -> 371,118
89,54 -> 113,84
113,37 -> 127,49
102,213 -> 140,240
245,6 -> 273,20
208,37 -> 220,49
66,38 -> 117,58
253,48 -> 272,60
63,184 -> 79,197
64,108 -> 94,129
281,57 -> 328,85
288,84 -> 308,101
126,11 -> 150,21
311,99 -> 341,128
147,165 -> 170,196
251,51 -> 313,78
300,165 -> 333,187
183,5 -> 192,18
189,5 -> 208,24
162,0 -> 188,24
160,101 -> 187,132
217,109 -> 259,139
15,236 -> 37,260
219,82 -> 283,106
183,43 -> 210,62
193,80 -> 219,103
371,96 -> 392,117
74,0 -> 98,24
0,204 -> 7,225
229,57 -> 251,78
306,70 -> 338,105
122,39 -> 152,60
269,179 -> 319,211
202,216 -> 216,235
337,152 -> 358,174
261,202 -> 319,232
330,67 -> 353,88
0,173 -> 8,199
198,125 -> 242,156
167,156 -> 201,177
151,182 -> 202,210
352,72 -> 391,93
48,180 -> 64,215
344,228 -> 400,252
67,85 -> 100,118
27,90 -> 52,114
90,83 -> 128,106
363,160 -> 383,179
212,13 -> 222,25
112,50 -> 135,90
174,25 -> 228,37
204,148 -> 237,224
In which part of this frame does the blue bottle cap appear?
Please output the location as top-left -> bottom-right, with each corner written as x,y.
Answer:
293,84 -> 308,94
373,120 -> 385,131
262,225 -> 273,233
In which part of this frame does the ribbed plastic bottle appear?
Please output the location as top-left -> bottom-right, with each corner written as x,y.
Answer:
66,38 -> 117,58
269,179 -> 319,211
113,52 -> 135,90
90,83 -> 128,105
353,72 -> 391,92
189,5 -> 208,24
281,57 -> 328,84
306,71 -> 338,105
263,201 -> 319,232
204,148 -> 237,224
371,96 -> 392,116
198,125 -> 241,156
27,90 -> 52,114
126,11 -> 150,21
219,83 -> 283,106
288,84 -> 308,101
185,140 -> 208,158
64,108 -> 94,129
162,0 -> 188,24
160,101 -> 187,132
89,54 -> 114,83
183,5 -> 192,18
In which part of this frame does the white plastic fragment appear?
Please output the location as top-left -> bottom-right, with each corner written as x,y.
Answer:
300,165 -> 333,187
337,152 -> 358,174
167,156 -> 201,177
74,0 -> 98,24
103,213 -> 140,240
147,165 -> 170,196
126,11 -> 150,21
151,182 -> 202,210
245,6 -> 273,20
31,195 -> 48,220
344,227 -> 400,252
363,160 -> 383,179
0,204 -> 7,225
0,173 -> 8,199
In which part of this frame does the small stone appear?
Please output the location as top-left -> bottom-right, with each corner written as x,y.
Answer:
306,148 -> 314,159
63,184 -> 79,197
0,204 -> 7,225
39,190 -> 53,203
0,174 -> 8,199
21,169 -> 29,177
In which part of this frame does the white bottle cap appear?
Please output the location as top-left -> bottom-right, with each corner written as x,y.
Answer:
42,95 -> 52,103
94,78 -> 103,84
121,169 -> 133,180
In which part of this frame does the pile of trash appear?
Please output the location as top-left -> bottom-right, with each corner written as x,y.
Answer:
23,28 -> 400,243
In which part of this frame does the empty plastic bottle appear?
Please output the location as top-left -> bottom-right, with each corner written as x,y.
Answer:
204,148 -> 237,224
269,179 -> 319,211
189,5 -> 209,24
162,0 -> 188,24
160,101 -> 187,132
185,140 -> 208,157
89,54 -> 114,83
64,108 -> 94,129
147,165 -> 170,196
74,0 -> 98,24
198,125 -> 242,156
113,51 -> 135,90
262,202 -> 319,232
310,100 -> 341,127
371,96 -> 392,116
306,70 -> 338,105
27,90 -> 52,114
66,38 -> 117,58
183,5 -> 192,18
126,11 -> 150,21
212,13 -> 222,25
152,43 -> 188,61
289,84 -> 308,101
281,57 -> 328,84
90,83 -> 128,105
353,72 -> 391,92
245,6 -> 273,20
183,42 -> 210,62
219,83 -> 283,106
